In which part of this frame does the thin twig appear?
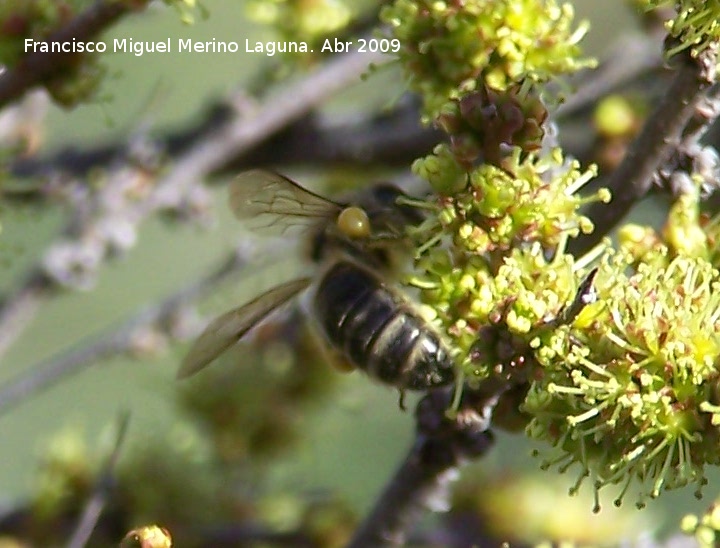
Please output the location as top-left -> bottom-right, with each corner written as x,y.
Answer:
9,97 -> 439,182
0,0 -> 138,107
568,47 -> 718,256
65,412 -> 131,548
0,246 -> 256,416
0,269 -> 56,361
144,48 -> 389,214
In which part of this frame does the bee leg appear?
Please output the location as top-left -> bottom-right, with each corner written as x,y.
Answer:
397,389 -> 407,411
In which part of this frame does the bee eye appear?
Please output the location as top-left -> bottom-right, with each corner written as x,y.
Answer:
337,206 -> 371,238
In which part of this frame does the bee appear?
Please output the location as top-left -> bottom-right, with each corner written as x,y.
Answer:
177,170 -> 456,391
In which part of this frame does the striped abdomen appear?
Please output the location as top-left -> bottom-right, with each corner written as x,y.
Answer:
312,261 -> 455,389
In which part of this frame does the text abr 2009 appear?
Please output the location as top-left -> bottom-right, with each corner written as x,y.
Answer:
357,38 -> 401,53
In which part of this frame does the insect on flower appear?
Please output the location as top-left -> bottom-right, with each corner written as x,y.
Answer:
178,170 -> 457,392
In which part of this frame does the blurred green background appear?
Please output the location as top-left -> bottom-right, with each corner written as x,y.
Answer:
0,0 -> 708,544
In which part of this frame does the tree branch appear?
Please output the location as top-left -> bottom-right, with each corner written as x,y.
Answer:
9,97 -> 440,182
347,387 -> 497,547
142,48 -> 389,214
0,245 -> 259,416
0,0 -> 141,107
568,46 -> 718,256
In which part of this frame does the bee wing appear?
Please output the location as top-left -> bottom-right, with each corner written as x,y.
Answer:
229,170 -> 342,236
177,277 -> 312,378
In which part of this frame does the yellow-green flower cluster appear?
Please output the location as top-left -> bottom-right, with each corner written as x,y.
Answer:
526,251 -> 720,509
681,501 -> 720,548
639,0 -> 720,59
408,148 -> 604,382
416,245 -> 587,383
389,0 -> 720,512
619,183 -> 712,267
380,0 -> 594,120
412,142 -> 468,195
416,147 -> 601,250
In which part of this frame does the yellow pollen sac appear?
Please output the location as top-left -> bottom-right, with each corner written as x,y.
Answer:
337,206 -> 371,238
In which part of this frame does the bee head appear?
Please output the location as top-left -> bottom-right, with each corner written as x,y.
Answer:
359,185 -> 427,240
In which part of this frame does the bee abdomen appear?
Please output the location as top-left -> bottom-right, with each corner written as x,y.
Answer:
368,314 -> 453,389
314,262 -> 381,340
314,261 -> 455,390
